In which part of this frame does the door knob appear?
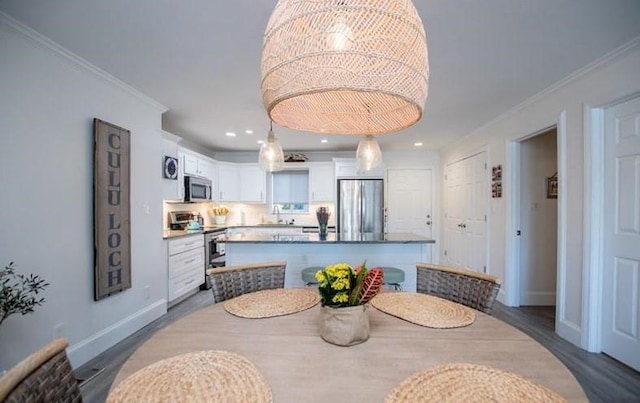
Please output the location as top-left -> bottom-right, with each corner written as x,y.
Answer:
461,223 -> 466,229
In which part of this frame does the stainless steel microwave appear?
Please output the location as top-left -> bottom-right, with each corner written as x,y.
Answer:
184,175 -> 212,202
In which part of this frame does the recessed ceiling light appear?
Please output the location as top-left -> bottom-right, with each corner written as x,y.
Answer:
245,129 -> 253,134
257,140 -> 264,144
321,139 -> 328,143
225,132 -> 236,137
414,142 -> 423,147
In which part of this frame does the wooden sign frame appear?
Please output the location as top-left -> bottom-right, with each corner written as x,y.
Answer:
94,118 -> 131,300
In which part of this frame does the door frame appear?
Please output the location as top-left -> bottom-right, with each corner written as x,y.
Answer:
442,147 -> 490,273
584,92 -> 640,353
505,113 -> 573,343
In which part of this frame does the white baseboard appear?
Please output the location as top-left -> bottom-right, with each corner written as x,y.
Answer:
521,291 -> 556,306
67,299 -> 167,368
556,317 -> 583,348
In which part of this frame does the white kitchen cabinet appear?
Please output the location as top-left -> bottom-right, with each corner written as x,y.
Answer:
167,234 -> 204,304
333,158 -> 385,179
239,164 -> 266,203
218,163 -> 239,201
309,162 -> 335,202
182,152 -> 212,178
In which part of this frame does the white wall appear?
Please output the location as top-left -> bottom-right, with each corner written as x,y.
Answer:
520,130 -> 557,305
440,38 -> 640,348
0,14 -> 168,370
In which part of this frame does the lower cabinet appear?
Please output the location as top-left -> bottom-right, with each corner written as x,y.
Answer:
167,234 -> 204,304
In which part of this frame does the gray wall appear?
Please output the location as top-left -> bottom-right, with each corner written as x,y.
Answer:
0,15 -> 167,370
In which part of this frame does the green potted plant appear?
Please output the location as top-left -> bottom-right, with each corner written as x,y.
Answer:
315,261 -> 384,346
0,262 -> 49,326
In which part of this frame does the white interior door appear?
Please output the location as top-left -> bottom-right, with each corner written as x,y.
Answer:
444,160 -> 466,267
443,152 -> 487,272
602,96 -> 640,371
387,169 -> 433,239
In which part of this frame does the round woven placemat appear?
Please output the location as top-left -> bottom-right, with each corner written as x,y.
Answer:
224,288 -> 320,319
371,292 -> 475,328
385,363 -> 567,403
107,350 -> 272,403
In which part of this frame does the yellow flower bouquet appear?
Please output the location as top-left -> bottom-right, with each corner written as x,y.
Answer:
315,261 -> 384,308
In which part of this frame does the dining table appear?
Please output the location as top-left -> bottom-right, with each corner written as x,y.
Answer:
110,292 -> 587,402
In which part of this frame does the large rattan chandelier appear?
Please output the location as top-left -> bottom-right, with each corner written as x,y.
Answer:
261,0 -> 429,135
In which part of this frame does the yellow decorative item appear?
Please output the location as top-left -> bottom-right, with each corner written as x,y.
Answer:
210,206 -> 230,225
315,261 -> 384,346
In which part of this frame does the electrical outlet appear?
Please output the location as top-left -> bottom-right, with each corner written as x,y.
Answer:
143,202 -> 150,215
53,323 -> 65,339
144,285 -> 150,300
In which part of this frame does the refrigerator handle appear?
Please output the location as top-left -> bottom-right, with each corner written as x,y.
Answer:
383,207 -> 388,233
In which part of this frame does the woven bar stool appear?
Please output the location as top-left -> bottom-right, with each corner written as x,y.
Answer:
301,266 -> 324,286
380,267 -> 405,291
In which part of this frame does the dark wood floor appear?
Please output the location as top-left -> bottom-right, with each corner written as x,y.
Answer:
76,292 -> 640,402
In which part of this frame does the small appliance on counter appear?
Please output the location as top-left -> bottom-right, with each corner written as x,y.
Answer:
168,211 -> 199,230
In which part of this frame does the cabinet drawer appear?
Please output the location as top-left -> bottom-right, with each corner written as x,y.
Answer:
168,248 -> 204,279
168,270 -> 203,302
168,234 -> 204,255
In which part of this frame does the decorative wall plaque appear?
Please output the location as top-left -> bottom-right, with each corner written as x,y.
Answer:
94,118 -> 131,300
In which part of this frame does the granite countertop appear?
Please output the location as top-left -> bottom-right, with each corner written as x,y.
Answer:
163,226 -> 228,239
162,225 -> 313,239
223,232 -> 435,244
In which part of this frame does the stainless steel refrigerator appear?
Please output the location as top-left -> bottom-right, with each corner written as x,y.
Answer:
337,179 -> 384,233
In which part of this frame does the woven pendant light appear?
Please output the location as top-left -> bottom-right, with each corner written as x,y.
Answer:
261,0 -> 429,135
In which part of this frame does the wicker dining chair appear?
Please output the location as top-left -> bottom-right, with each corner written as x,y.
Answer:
416,263 -> 502,314
207,261 -> 287,303
0,338 -> 82,402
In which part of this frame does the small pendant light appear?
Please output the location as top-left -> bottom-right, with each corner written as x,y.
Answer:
258,121 -> 285,172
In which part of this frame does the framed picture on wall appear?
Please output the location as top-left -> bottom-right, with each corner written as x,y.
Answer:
546,173 -> 558,199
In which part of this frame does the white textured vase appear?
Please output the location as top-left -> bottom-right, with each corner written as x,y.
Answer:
319,305 -> 370,346
214,215 -> 226,225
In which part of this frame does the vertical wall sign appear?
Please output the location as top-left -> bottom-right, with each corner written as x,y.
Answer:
94,118 -> 131,300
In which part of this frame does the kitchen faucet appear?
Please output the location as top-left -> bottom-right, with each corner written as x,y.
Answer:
273,205 -> 282,224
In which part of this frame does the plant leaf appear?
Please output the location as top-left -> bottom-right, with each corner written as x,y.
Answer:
359,267 -> 384,304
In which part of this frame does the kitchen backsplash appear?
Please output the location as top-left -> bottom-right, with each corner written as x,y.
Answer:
163,201 -> 336,229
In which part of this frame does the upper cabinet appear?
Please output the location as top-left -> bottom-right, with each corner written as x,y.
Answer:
183,152 -> 212,178
238,164 -> 267,203
309,162 -> 335,202
333,158 -> 385,179
218,163 -> 239,202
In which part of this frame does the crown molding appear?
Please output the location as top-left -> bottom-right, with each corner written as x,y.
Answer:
0,11 -> 168,113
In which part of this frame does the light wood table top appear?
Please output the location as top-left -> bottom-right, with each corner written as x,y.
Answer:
111,300 -> 587,402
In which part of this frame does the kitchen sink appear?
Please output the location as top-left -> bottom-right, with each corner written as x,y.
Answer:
270,234 -> 310,241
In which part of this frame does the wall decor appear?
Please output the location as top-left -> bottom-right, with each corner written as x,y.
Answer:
94,118 -> 131,301
284,152 -> 308,162
491,164 -> 502,198
163,155 -> 178,179
546,172 -> 558,199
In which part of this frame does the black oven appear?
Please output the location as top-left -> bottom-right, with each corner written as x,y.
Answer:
201,230 -> 226,290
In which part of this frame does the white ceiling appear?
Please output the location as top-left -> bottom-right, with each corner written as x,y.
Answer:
2,0 -> 640,153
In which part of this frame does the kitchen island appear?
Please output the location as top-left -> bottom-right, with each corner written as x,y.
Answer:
222,232 -> 435,291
